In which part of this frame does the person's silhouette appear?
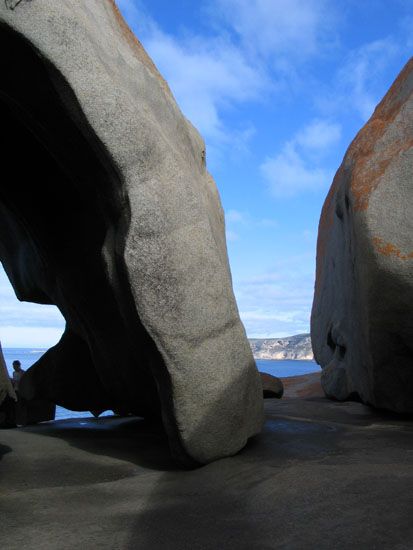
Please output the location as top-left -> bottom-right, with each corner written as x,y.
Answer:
0,341 -> 17,428
11,360 -> 25,392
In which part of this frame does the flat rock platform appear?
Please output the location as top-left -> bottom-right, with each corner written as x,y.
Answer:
1,373 -> 412,549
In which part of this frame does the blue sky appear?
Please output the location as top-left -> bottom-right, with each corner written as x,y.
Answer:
1,0 -> 412,347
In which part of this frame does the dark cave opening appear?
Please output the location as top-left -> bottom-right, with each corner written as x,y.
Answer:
0,22 -> 123,302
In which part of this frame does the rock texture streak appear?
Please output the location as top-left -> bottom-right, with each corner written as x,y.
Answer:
311,58 -> 413,413
0,0 -> 263,465
250,334 -> 314,360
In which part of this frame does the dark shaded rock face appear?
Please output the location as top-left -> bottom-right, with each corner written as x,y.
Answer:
311,58 -> 413,414
259,372 -> 284,399
0,341 -> 16,407
0,1 -> 263,465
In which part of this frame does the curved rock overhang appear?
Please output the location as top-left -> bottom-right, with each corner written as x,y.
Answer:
0,23 -> 165,420
0,4 -> 264,466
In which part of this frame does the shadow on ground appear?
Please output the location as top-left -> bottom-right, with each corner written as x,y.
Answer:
1,373 -> 412,549
25,415 -> 177,472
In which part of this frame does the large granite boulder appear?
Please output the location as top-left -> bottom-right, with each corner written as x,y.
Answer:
0,0 -> 263,464
311,58 -> 413,413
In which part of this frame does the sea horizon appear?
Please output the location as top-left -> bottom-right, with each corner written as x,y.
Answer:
3,348 -> 320,421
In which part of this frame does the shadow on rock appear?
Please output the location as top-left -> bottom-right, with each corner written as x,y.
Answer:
0,442 -> 12,461
25,416 -> 177,472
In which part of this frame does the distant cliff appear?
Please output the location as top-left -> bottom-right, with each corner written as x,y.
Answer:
249,334 -> 314,361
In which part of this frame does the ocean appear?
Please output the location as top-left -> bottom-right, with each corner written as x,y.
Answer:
255,359 -> 320,377
3,348 -> 320,420
3,348 -> 113,420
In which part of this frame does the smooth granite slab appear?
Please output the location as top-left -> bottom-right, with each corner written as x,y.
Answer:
1,373 -> 412,549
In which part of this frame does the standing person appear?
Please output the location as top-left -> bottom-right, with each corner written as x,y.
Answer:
0,340 -> 17,428
11,360 -> 25,392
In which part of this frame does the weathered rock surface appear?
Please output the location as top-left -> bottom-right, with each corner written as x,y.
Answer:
250,333 -> 314,360
311,58 -> 413,413
0,341 -> 16,406
0,0 -> 263,464
259,372 -> 284,398
1,373 -> 412,550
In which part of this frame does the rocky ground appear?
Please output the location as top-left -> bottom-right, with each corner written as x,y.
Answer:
1,372 -> 412,549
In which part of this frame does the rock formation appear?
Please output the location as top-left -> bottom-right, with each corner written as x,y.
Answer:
311,58 -> 413,413
0,341 -> 16,406
259,372 -> 284,398
250,334 -> 314,360
0,0 -> 263,464
0,341 -> 17,428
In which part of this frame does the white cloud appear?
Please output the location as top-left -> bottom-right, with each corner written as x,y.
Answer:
116,0 -> 340,163
258,218 -> 278,228
0,266 -> 65,348
212,0 -> 336,61
224,210 -> 278,240
234,253 -> 315,337
295,119 -> 341,152
0,326 -> 63,349
116,0 -> 142,21
117,1 -> 268,146
302,229 -> 316,243
147,33 -> 265,140
315,38 -> 402,122
400,14 -> 413,49
261,119 -> 340,197
225,209 -> 246,223
225,210 -> 247,242
261,145 -> 328,197
225,229 -> 239,242
337,38 -> 400,120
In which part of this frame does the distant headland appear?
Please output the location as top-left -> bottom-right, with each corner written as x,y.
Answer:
249,333 -> 313,361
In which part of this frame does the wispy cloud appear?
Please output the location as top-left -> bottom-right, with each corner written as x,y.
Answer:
225,209 -> 247,242
225,229 -> 240,242
118,0 -> 268,147
302,229 -> 316,243
257,218 -> 278,228
0,327 -> 63,349
211,0 -> 337,61
316,37 -> 402,122
234,253 -> 315,337
117,0 -> 342,161
225,209 -> 247,223
0,271 -> 63,329
116,0 -> 142,22
146,33 -> 266,141
0,267 -> 64,347
337,38 -> 400,120
261,119 -> 341,197
225,209 -> 278,240
400,13 -> 413,49
295,119 -> 342,153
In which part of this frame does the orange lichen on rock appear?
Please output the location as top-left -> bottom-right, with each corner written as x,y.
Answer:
372,237 -> 413,260
315,57 -> 413,295
281,372 -> 323,399
373,57 -> 413,121
108,0 -> 173,98
345,57 -> 413,211
349,134 -> 413,212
